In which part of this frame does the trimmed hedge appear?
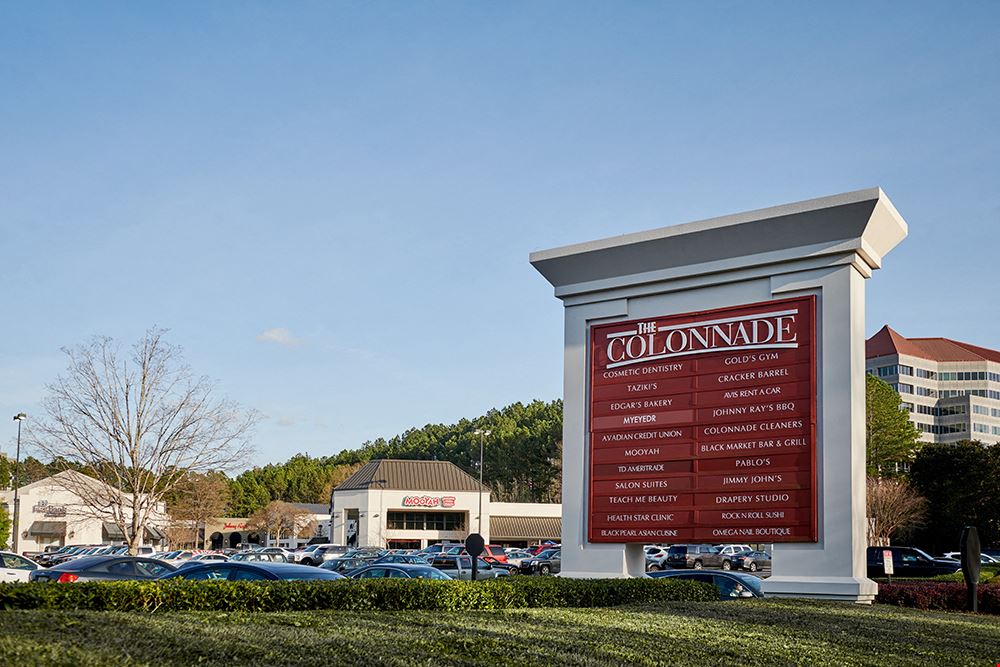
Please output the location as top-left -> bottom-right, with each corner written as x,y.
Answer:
877,581 -> 1000,614
0,577 -> 717,613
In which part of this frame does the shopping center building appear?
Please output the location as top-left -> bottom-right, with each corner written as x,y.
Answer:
329,459 -> 561,549
0,471 -> 169,553
867,325 -> 1000,444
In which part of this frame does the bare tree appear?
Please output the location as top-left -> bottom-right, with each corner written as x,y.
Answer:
167,472 -> 231,549
867,475 -> 927,546
249,500 -> 311,545
29,329 -> 255,555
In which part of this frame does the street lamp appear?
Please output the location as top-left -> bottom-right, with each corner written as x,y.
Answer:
473,429 -> 491,534
12,413 -> 26,554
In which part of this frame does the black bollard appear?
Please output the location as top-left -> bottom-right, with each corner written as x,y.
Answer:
960,526 -> 981,613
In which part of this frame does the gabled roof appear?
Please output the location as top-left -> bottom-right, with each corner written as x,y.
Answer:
334,459 -> 486,493
867,325 -> 1000,364
290,503 -> 330,515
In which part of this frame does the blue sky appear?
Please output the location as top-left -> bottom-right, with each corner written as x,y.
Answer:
2,2 -> 998,467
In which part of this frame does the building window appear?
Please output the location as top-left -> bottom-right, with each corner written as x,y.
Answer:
897,384 -> 913,394
915,368 -> 936,380
916,423 -> 967,435
974,423 -> 990,434
973,405 -> 990,416
901,402 -> 914,412
386,511 -> 465,531
914,386 -> 937,398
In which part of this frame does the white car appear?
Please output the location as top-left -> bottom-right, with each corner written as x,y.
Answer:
941,552 -> 998,564
716,544 -> 754,558
295,544 -> 336,563
1,551 -> 40,582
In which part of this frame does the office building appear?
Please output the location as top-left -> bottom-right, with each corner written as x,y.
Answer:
866,325 -> 1000,444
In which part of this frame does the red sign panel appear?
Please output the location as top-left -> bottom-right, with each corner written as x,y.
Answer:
588,295 -> 817,543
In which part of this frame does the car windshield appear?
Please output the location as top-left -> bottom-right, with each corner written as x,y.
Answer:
913,548 -> 935,561
536,549 -> 558,559
412,568 -> 451,580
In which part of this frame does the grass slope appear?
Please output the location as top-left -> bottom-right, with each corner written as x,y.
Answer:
1,599 -> 998,666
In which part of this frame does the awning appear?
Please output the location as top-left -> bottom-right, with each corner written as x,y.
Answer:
490,516 -> 561,541
103,523 -> 126,540
28,521 -> 67,537
145,525 -> 166,541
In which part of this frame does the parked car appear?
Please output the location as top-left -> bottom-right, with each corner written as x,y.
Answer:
941,552 -> 999,564
518,548 -> 561,575
716,544 -> 753,558
414,543 -> 464,558
349,564 -> 453,580
295,543 -> 339,564
645,546 -> 669,571
30,556 -> 176,583
737,551 -> 772,573
372,554 -> 430,565
160,562 -> 345,581
503,549 -> 534,567
666,544 -> 727,570
300,545 -> 351,566
525,543 -> 560,556
1,552 -> 39,582
46,545 -> 108,566
190,553 -> 229,562
440,544 -> 509,564
430,555 -> 510,580
866,546 -> 962,578
319,556 -> 373,575
36,545 -> 76,566
648,570 -> 764,599
229,551 -> 288,563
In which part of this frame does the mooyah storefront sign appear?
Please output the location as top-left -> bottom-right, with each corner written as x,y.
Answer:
588,296 -> 817,543
402,495 -> 457,508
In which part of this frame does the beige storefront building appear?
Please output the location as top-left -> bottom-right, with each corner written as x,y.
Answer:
1,471 -> 168,553
330,459 -> 560,549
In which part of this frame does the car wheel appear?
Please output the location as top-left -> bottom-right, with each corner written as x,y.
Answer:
693,560 -> 703,570
539,564 -> 551,575
749,562 -> 758,572
649,564 -> 662,572
722,560 -> 732,571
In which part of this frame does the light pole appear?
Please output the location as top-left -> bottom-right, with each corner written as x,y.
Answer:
473,429 -> 491,534
12,413 -> 26,555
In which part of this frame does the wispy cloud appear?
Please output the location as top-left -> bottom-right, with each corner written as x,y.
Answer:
256,327 -> 304,347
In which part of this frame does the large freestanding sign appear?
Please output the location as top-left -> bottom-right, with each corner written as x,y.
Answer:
531,188 -> 908,602
589,296 -> 816,544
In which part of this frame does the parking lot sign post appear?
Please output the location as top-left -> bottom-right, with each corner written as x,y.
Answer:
531,189 -> 908,602
466,533 -> 485,581
960,526 -> 981,612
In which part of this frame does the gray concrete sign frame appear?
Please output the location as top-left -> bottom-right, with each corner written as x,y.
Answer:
531,188 -> 907,602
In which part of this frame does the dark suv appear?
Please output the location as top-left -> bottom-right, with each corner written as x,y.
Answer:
867,546 -> 961,578
666,544 -> 727,570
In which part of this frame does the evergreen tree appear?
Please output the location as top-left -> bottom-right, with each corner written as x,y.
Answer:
866,374 -> 922,476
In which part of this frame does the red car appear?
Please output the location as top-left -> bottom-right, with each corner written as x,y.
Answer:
442,544 -> 508,563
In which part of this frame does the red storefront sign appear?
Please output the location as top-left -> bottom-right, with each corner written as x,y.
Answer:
588,296 -> 817,543
402,495 -> 457,508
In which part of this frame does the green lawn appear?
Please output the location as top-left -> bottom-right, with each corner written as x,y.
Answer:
1,599 -> 997,666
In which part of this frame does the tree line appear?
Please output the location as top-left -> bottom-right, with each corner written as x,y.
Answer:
227,398 -> 563,515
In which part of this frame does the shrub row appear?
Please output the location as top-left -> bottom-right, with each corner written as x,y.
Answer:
876,582 -> 1000,614
0,576 -> 717,613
